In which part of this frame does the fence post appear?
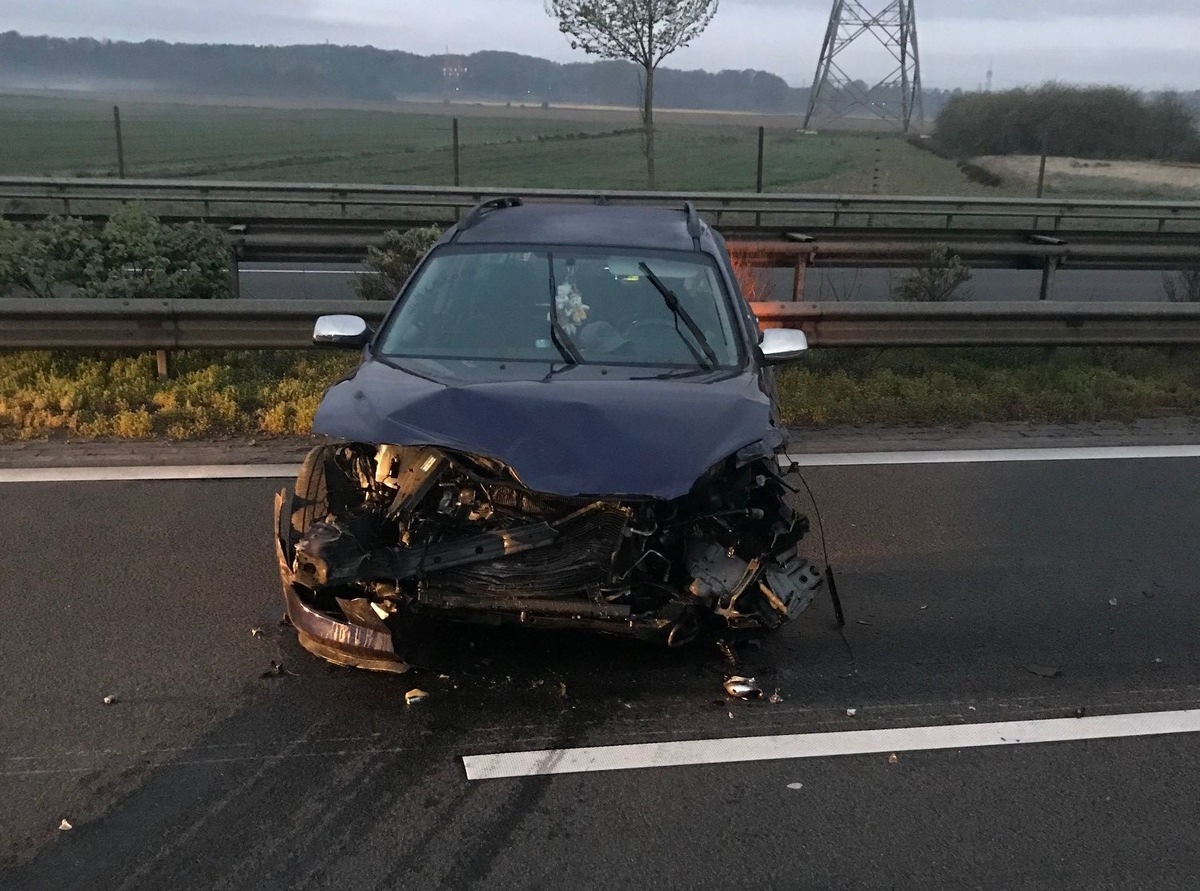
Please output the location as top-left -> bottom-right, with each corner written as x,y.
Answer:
1036,138 -> 1048,199
452,118 -> 461,187
113,106 -> 127,179
755,126 -> 765,229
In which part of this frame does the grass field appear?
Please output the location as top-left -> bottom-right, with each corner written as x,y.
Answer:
0,93 -> 1005,195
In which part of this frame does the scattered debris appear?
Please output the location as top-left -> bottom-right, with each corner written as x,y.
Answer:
1073,707 -> 1087,719
1108,598 -> 1119,607
1025,663 -> 1062,679
250,627 -> 263,638
768,690 -> 784,704
260,660 -> 294,679
716,639 -> 737,667
58,819 -> 72,831
728,711 -> 735,719
855,620 -> 873,627
786,782 -> 804,790
968,706 -> 977,711
919,605 -> 929,611
724,676 -> 764,700
1154,657 -> 1163,664
102,695 -> 118,706
405,688 -> 429,705
887,754 -> 899,764
1143,590 -> 1155,599
557,682 -> 568,698
845,708 -> 858,717
439,674 -> 452,680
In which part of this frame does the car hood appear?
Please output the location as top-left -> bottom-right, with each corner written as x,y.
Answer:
312,359 -> 777,499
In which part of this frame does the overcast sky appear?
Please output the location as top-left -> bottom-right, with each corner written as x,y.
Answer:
3,0 -> 1197,90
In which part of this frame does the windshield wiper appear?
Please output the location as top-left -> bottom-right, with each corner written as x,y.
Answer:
547,252 -> 583,365
638,263 -> 718,370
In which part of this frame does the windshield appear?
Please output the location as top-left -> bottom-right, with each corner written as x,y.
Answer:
375,246 -> 742,368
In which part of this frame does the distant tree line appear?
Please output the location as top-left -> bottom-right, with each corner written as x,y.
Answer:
935,85 -> 1200,162
0,31 -> 965,117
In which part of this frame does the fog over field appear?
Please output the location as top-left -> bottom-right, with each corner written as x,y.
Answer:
1,0 -> 1197,90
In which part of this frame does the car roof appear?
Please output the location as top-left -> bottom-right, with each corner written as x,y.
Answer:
446,202 -> 718,253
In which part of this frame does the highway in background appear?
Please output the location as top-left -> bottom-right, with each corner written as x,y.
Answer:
238,262 -> 1172,304
2,448 -> 1199,888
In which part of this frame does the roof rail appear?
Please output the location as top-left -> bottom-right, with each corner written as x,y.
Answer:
454,196 -> 524,238
683,201 -> 703,249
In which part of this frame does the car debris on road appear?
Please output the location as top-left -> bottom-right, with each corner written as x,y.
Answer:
723,676 -> 764,700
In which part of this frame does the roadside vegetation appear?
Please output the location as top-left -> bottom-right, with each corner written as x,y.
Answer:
1,347 -> 1197,441
935,85 -> 1200,163
0,205 -> 232,299
355,226 -> 443,300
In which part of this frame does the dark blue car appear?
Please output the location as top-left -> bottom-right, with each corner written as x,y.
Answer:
274,199 -> 821,673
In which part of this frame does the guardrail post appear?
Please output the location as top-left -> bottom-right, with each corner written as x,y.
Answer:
155,349 -> 173,380
792,257 -> 808,301
1039,257 -> 1060,301
229,244 -> 242,300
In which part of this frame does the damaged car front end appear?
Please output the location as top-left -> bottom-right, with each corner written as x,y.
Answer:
274,201 -> 823,672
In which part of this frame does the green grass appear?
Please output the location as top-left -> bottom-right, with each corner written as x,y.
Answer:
778,347 -> 1200,426
4,94 -> 1190,200
1,347 -> 1197,442
0,94 -> 976,194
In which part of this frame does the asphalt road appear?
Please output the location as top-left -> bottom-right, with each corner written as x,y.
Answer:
2,455 -> 1199,889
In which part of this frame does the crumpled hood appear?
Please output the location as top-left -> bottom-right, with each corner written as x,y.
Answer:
312,360 -> 776,499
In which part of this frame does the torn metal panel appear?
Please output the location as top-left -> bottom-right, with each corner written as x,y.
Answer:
273,490 -> 409,675
274,432 -> 824,674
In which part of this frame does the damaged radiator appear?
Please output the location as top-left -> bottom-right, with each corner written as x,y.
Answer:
427,505 -> 630,599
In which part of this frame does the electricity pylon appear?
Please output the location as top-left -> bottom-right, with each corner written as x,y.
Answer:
803,1 -> 924,133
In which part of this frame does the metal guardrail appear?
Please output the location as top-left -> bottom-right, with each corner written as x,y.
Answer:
4,298 -> 1200,350
4,176 -> 1200,233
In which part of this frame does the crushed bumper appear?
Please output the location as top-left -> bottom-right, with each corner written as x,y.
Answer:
274,490 -> 409,674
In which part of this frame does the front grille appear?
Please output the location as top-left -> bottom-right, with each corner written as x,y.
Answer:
429,506 -> 629,599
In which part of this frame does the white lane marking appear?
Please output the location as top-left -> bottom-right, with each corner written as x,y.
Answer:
240,269 -> 375,275
463,708 -> 1200,780
0,465 -> 300,483
785,444 -> 1200,467
0,443 -> 1197,484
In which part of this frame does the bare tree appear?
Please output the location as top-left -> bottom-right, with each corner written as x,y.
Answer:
1164,269 -> 1200,303
545,0 -> 719,188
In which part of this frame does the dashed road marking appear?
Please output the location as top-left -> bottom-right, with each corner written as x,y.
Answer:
463,708 -> 1200,780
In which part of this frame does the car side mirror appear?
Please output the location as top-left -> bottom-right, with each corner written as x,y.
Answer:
313,315 -> 370,348
759,328 -> 809,364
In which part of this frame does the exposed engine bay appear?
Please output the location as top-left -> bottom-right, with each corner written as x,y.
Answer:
275,442 -> 824,672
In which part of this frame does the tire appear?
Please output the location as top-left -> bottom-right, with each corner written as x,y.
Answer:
288,443 -> 368,543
